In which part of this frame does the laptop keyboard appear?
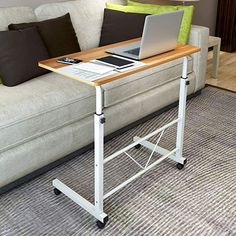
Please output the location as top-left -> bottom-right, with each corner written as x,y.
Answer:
125,47 -> 140,56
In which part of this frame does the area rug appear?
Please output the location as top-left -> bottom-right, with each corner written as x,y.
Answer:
0,86 -> 235,236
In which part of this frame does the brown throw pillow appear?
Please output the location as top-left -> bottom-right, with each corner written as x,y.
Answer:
99,9 -> 149,47
0,27 -> 49,87
9,13 -> 81,58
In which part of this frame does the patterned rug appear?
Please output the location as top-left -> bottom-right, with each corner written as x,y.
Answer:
0,86 -> 236,236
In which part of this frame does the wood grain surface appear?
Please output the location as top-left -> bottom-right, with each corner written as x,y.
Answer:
39,38 -> 200,86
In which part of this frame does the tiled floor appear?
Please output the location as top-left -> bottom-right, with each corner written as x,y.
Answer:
206,51 -> 236,92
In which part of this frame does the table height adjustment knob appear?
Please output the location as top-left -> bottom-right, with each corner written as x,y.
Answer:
100,118 -> 106,124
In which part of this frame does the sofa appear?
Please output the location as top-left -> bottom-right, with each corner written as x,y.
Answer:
0,0 -> 209,193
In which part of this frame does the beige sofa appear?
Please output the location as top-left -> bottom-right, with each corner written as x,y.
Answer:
0,0 -> 209,193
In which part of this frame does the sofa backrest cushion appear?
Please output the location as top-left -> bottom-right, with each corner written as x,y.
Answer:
35,0 -> 106,50
35,0 -> 127,50
0,0 -> 127,52
0,7 -> 36,31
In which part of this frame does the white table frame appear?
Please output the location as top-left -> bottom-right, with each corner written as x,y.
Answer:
52,56 -> 189,228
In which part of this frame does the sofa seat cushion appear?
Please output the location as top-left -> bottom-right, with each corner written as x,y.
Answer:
0,73 -> 95,153
102,57 -> 193,107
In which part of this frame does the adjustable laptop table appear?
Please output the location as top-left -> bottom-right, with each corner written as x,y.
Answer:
39,38 -> 200,229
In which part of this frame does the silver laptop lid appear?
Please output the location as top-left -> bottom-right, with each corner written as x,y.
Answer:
139,10 -> 184,59
105,10 -> 184,60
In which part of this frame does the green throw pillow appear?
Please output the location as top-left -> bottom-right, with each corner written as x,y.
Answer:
106,3 -> 158,14
127,1 -> 194,44
128,1 -> 177,13
106,2 -> 194,44
176,5 -> 194,44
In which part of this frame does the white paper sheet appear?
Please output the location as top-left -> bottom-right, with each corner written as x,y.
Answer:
73,62 -> 114,74
57,65 -> 117,82
56,59 -> 146,82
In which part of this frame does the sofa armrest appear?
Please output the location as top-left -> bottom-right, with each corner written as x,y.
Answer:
189,25 -> 209,92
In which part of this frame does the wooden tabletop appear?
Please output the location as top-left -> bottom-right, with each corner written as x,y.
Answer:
39,38 -> 201,87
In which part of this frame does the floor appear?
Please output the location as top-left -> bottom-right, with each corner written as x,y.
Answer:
206,51 -> 236,92
0,87 -> 236,236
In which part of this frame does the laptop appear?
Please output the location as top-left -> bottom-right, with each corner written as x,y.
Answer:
106,10 -> 184,60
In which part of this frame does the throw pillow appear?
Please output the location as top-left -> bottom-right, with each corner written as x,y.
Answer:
106,3 -> 158,14
128,1 -> 194,44
127,1 -> 194,44
106,2 -> 194,44
99,9 -> 149,46
0,27 -> 49,87
9,13 -> 81,58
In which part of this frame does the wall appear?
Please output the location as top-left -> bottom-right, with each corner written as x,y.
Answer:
189,0 -> 218,35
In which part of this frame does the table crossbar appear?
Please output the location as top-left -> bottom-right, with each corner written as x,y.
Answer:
103,148 -> 178,200
104,118 -> 179,164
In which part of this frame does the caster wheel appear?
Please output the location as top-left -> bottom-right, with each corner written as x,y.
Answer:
53,188 -> 61,196
96,216 -> 109,229
176,159 -> 187,170
134,144 -> 141,149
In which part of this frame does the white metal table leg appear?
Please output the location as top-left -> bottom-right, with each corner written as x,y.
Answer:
175,56 -> 189,165
52,86 -> 108,228
131,57 -> 188,168
94,86 -> 108,224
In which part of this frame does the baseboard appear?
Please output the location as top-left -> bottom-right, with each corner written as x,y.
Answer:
0,89 -> 202,195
